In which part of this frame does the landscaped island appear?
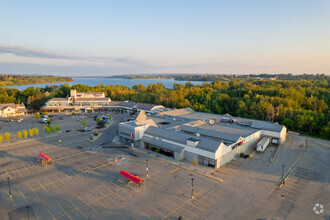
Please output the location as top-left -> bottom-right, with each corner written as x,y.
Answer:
0,74 -> 73,86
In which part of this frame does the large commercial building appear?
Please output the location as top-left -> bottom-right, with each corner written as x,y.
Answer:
119,108 -> 287,168
41,90 -> 164,113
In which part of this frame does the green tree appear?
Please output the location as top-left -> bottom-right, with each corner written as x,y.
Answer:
34,128 -> 39,136
47,118 -> 51,125
4,132 -> 10,141
109,114 -> 112,120
49,126 -> 55,132
82,119 -> 86,127
55,125 -> 60,132
29,129 -> 34,137
44,126 -> 50,134
23,130 -> 28,139
17,131 -> 22,139
72,111 -> 76,115
34,112 -> 40,120
0,134 -> 3,143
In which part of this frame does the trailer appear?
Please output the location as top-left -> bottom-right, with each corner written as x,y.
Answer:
256,137 -> 270,152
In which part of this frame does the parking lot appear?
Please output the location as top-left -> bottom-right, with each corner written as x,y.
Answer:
1,113 -> 329,219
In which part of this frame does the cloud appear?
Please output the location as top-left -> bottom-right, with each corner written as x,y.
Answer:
0,44 -> 156,69
0,44 -> 79,59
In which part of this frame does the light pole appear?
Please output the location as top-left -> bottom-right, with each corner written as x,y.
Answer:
191,178 -> 194,199
146,159 -> 149,177
26,206 -> 30,220
282,165 -> 285,185
7,177 -> 12,198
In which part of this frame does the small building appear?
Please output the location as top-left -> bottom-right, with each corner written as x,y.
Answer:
119,108 -> 287,168
0,103 -> 27,117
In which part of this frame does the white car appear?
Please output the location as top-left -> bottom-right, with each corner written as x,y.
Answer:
17,119 -> 23,122
83,127 -> 91,131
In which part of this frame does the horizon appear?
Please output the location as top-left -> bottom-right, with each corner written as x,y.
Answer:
1,1 -> 330,76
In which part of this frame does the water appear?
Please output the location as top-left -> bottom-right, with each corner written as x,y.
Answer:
5,78 -> 208,90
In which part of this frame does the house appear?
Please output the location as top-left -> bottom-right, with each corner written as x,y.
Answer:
0,103 -> 27,117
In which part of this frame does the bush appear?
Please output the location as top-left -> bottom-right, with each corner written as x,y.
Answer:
94,133 -> 98,136
29,129 -> 34,137
4,132 -> 10,141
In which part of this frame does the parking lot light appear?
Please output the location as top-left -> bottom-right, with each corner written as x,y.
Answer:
146,159 -> 149,177
191,178 -> 194,199
7,177 -> 12,198
282,165 -> 285,185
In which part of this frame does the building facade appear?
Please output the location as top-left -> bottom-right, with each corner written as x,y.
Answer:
119,108 -> 287,168
0,103 -> 27,117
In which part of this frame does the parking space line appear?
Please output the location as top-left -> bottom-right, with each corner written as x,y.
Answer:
171,194 -> 205,212
4,169 -> 12,179
150,207 -> 169,219
110,182 -> 130,194
141,211 -> 153,219
169,167 -> 180,174
69,200 -> 88,219
78,197 -> 98,214
46,177 -> 59,190
16,186 -> 28,203
22,164 -> 31,174
96,189 -> 116,205
47,208 -> 56,220
165,199 -> 198,217
87,192 -> 107,208
119,179 -> 139,192
27,183 -> 39,199
56,176 -> 67,187
103,185 -> 125,201
37,180 -> 48,194
195,186 -> 221,199
157,202 -> 184,219
9,195 -> 16,207
58,203 -> 73,220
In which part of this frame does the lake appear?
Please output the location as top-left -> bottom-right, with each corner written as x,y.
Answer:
5,78 -> 209,90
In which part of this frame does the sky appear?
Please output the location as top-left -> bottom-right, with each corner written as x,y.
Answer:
0,0 -> 329,76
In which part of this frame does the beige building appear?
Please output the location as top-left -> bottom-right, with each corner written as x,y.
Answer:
0,103 -> 27,117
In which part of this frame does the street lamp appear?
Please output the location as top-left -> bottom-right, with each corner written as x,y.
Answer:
7,177 -> 12,198
26,206 -> 30,220
191,178 -> 194,199
146,159 -> 149,177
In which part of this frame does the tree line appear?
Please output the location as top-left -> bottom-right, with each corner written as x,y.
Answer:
0,74 -> 73,86
0,77 -> 329,139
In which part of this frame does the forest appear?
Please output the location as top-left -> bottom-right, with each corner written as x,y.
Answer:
0,77 -> 329,139
0,74 -> 73,86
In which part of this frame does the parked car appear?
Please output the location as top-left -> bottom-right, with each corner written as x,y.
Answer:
17,119 -> 23,122
7,119 -> 14,122
83,127 -> 91,131
65,129 -> 71,132
59,117 -> 64,120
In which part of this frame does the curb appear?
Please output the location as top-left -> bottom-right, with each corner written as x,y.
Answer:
130,147 -> 224,183
89,133 -> 102,142
270,144 -> 282,163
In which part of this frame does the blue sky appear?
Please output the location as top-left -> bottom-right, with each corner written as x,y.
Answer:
0,0 -> 329,76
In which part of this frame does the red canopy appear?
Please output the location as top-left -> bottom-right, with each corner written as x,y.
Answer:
38,153 -> 52,161
119,170 -> 143,185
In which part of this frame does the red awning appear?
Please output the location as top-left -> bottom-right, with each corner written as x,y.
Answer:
38,153 -> 52,161
119,170 -> 143,185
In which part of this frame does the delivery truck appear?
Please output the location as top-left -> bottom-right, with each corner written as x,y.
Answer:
256,137 -> 270,152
